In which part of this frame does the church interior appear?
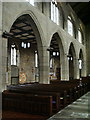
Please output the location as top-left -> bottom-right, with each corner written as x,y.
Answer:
0,1 -> 90,120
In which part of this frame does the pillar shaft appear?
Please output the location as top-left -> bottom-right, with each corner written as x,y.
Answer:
61,55 -> 69,81
0,1 -> 3,92
2,37 -> 8,90
39,46 -> 50,84
74,59 -> 79,79
82,60 -> 87,77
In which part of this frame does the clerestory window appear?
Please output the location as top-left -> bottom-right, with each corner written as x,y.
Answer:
51,0 -> 59,25
26,0 -> 34,6
67,16 -> 73,36
78,28 -> 82,43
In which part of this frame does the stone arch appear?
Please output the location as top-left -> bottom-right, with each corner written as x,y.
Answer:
49,30 -> 66,65
68,42 -> 77,57
49,31 -> 65,55
5,9 -> 45,60
79,49 -> 83,60
79,48 -> 84,78
7,13 -> 44,84
7,10 -> 45,44
68,42 -> 77,80
48,31 -> 65,81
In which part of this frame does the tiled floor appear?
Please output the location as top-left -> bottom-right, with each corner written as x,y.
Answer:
48,92 -> 90,119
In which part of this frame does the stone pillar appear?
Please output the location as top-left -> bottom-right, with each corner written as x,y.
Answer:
7,46 -> 11,85
39,46 -> 50,84
86,24 -> 90,76
2,37 -> 8,90
0,1 -> 2,92
0,30 -> 2,120
74,58 -> 80,79
61,54 -> 69,81
81,59 -> 87,77
0,2 -> 2,119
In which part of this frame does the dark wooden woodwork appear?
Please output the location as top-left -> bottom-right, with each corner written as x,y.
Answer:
2,91 -> 53,117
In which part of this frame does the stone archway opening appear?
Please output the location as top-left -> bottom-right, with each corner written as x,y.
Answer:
68,43 -> 76,80
79,49 -> 83,78
7,14 -> 42,85
49,33 -> 61,81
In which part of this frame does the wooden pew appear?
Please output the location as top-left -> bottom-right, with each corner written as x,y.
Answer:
7,84 -> 68,109
50,79 -> 83,99
82,77 -> 90,93
7,80 -> 85,108
2,90 -> 53,116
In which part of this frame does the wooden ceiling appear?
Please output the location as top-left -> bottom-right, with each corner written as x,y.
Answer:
69,2 -> 90,25
10,16 -> 37,44
50,35 -> 59,52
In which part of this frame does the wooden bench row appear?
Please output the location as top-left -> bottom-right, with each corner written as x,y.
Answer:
3,77 -> 89,116
2,90 -> 53,116
50,79 -> 89,96
6,82 -> 84,110
7,80 -> 87,102
7,85 -> 67,112
82,77 -> 90,91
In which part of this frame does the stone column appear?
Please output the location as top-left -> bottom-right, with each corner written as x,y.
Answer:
2,37 -> 8,90
60,54 -> 69,81
74,58 -> 80,79
81,59 -> 87,77
86,24 -> 90,76
39,46 -> 50,84
0,2 -> 2,119
0,1 -> 8,90
0,1 -> 2,92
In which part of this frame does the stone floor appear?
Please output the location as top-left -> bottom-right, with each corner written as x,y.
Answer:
48,92 -> 90,120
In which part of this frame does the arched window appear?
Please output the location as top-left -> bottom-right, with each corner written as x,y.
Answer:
11,44 -> 17,65
50,58 -> 53,68
67,16 -> 73,36
78,28 -> 82,43
21,42 -> 31,48
51,0 -> 59,25
79,59 -> 82,69
35,51 -> 38,68
26,0 -> 34,6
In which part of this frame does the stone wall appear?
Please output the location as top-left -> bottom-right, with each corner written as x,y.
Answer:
19,44 -> 37,83
86,24 -> 90,76
1,2 -> 87,89
0,1 -> 2,91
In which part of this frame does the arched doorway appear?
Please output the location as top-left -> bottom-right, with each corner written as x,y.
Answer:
68,43 -> 76,80
7,14 -> 42,84
49,33 -> 61,81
